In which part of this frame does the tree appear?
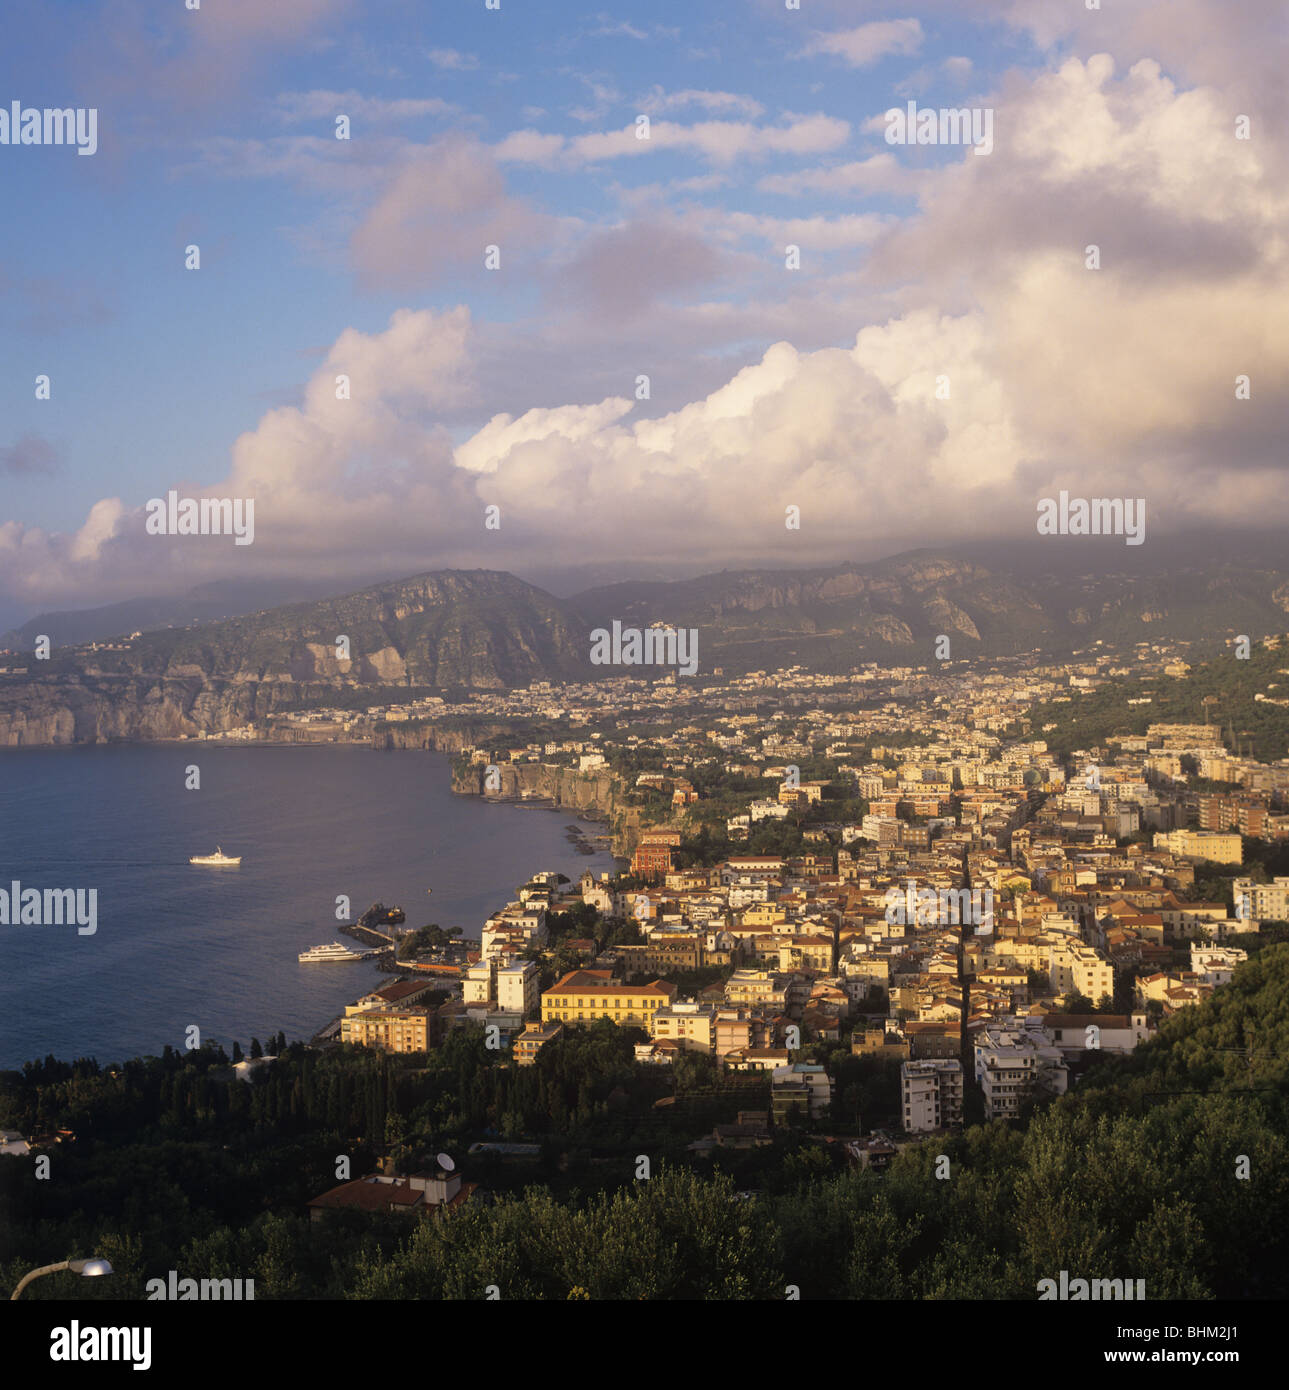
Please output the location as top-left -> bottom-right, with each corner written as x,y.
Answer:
231,1041 -> 243,1064
250,1037 -> 263,1060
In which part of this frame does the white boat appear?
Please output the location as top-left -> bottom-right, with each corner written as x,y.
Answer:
189,846 -> 241,866
298,942 -> 366,963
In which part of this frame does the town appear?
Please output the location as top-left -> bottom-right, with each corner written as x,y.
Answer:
292,629 -> 1289,1218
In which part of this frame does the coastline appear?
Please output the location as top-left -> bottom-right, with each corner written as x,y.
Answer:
0,742 -> 619,1070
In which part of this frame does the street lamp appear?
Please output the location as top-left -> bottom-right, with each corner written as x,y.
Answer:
10,1257 -> 113,1300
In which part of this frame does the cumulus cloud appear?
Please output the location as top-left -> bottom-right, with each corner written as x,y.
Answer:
5,43 -> 1288,611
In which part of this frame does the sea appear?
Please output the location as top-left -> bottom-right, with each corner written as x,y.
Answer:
0,744 -> 617,1070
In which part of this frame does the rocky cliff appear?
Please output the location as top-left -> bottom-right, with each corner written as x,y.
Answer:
0,676 -> 315,746
452,760 -> 642,856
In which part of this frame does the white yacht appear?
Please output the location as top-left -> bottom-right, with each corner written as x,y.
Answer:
189,847 -> 241,866
298,942 -> 366,963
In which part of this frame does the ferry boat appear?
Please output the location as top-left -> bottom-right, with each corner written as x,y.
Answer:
189,847 -> 241,866
298,942 -> 366,963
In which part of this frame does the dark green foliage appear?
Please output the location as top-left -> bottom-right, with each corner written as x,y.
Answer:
5,947 -> 1289,1298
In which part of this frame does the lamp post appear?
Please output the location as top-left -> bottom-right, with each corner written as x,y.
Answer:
10,1257 -> 113,1300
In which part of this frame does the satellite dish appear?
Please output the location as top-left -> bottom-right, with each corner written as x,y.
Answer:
437,1152 -> 455,1172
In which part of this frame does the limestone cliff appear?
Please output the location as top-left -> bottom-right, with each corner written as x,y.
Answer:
451,760 -> 642,856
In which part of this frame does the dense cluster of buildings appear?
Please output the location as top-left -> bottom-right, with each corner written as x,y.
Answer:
319,635 -> 1288,1140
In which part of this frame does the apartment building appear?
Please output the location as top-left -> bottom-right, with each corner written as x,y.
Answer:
1152,830 -> 1242,864
901,1058 -> 964,1132
974,1020 -> 1068,1120
725,968 -> 796,1011
616,935 -> 705,979
650,1000 -> 717,1054
1048,942 -> 1114,1004
497,960 -> 540,1017
463,960 -> 495,1005
715,1006 -> 771,1058
771,1063 -> 833,1124
340,1006 -> 432,1053
1233,876 -> 1289,922
513,1020 -> 564,1066
1189,944 -> 1248,987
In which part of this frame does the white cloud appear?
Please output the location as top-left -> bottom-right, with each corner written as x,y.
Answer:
426,48 -> 479,70
800,19 -> 924,68
273,90 -> 455,123
639,87 -> 766,119
757,153 -> 924,197
496,114 -> 851,168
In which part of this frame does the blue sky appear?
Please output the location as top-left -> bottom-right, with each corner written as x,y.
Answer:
1,1 -> 1285,624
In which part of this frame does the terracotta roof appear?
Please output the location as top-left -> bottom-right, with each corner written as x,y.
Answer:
546,969 -> 675,996
307,1177 -> 423,1212
1044,1013 -> 1131,1029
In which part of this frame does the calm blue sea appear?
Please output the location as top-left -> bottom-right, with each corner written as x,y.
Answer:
0,744 -> 615,1069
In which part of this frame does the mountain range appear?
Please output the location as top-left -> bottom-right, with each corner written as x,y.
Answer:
2,548 -> 1288,745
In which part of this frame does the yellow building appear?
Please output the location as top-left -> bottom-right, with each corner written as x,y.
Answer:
341,1006 -> 432,1053
742,902 -> 789,928
1152,830 -> 1242,865
513,1020 -> 564,1066
541,969 -> 676,1028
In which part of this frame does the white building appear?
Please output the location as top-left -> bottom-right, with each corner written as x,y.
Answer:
463,960 -> 496,1005
1233,876 -> 1289,922
974,1018 -> 1068,1121
900,1059 -> 963,1132
1189,944 -> 1248,987
497,960 -> 540,1016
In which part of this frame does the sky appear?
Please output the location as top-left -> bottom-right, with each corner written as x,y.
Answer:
1,0 -> 1286,626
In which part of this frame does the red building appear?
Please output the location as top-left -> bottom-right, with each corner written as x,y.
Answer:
632,830 -> 682,879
